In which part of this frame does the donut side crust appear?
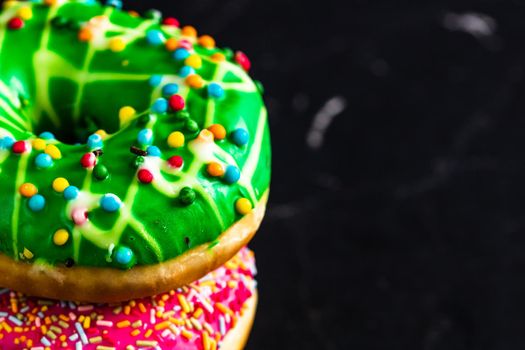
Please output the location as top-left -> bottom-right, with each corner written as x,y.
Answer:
0,192 -> 268,303
221,292 -> 258,350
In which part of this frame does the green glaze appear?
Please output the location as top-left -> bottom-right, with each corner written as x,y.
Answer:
0,0 -> 271,269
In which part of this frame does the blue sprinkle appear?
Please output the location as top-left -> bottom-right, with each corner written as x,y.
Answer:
39,132 -> 55,140
151,98 -> 168,113
147,145 -> 161,157
115,246 -> 133,265
100,193 -> 122,212
173,48 -> 190,61
87,134 -> 103,149
28,194 -> 45,212
231,128 -> 249,146
63,186 -> 80,200
207,83 -> 225,99
162,83 -> 179,96
223,165 -> 241,184
35,153 -> 53,169
0,136 -> 14,149
146,30 -> 165,46
137,129 -> 154,146
106,0 -> 122,9
179,66 -> 195,78
149,75 -> 163,87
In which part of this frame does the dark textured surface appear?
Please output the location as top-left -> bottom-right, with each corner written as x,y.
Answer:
138,0 -> 525,349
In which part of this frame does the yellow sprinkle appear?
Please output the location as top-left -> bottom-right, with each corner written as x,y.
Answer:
185,54 -> 202,69
97,346 -> 116,350
177,295 -> 191,314
190,318 -> 202,331
167,131 -> 185,148
181,329 -> 193,340
117,320 -> 130,328
109,37 -> 126,52
193,308 -> 203,319
52,177 -> 69,193
89,336 -> 102,343
83,316 -> 91,329
23,248 -> 33,260
130,329 -> 140,337
154,321 -> 170,331
119,106 -> 136,125
210,339 -> 217,350
235,198 -> 252,215
40,325 -> 47,335
131,320 -> 142,328
187,74 -> 205,89
136,340 -> 158,347
210,53 -> 225,62
202,330 -> 211,350
129,300 -> 136,307
19,183 -> 37,198
59,315 -> 69,322
44,0 -> 58,5
32,138 -> 46,151
95,129 -> 108,139
144,329 -> 153,338
2,322 -> 12,333
14,326 -> 22,332
2,1 -> 18,9
45,144 -> 61,159
215,303 -> 233,316
165,38 -> 178,51
17,6 -> 33,20
53,229 -> 69,246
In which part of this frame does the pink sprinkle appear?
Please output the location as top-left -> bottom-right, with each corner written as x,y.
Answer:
71,208 -> 88,225
178,39 -> 193,50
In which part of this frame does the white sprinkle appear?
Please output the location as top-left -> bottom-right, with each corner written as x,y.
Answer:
37,312 -> 44,318
443,12 -> 496,38
69,333 -> 79,341
20,306 -> 29,313
150,309 -> 156,324
78,305 -> 94,312
75,322 -> 88,345
35,317 -> 41,327
219,316 -> 226,335
306,96 -> 347,149
40,337 -> 51,347
96,320 -> 113,327
0,312 -> 8,317
161,329 -> 171,338
69,312 -> 77,321
75,341 -> 83,350
8,315 -> 22,326
30,347 -> 44,350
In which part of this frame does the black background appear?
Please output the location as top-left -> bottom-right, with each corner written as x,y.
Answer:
136,0 -> 525,349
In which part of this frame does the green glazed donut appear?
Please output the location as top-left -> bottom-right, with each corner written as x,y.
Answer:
0,0 -> 270,302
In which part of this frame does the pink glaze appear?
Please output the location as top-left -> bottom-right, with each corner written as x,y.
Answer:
0,248 -> 256,350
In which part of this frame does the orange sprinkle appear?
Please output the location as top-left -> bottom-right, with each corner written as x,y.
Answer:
198,35 -> 215,49
138,303 -> 147,313
186,74 -> 204,89
124,305 -> 131,315
78,28 -> 93,42
181,26 -> 197,37
207,162 -> 224,177
145,329 -> 153,338
154,321 -> 170,331
19,183 -> 37,198
177,295 -> 191,314
207,124 -> 226,140
193,308 -> 204,319
202,330 -> 211,350
181,329 -> 193,340
117,320 -> 130,328
130,329 -> 141,337
165,38 -> 178,51
211,53 -> 226,62
128,10 -> 140,17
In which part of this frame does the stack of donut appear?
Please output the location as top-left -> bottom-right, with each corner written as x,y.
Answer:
0,0 -> 270,349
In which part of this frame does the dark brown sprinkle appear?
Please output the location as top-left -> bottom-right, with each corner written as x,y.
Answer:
184,236 -> 191,246
92,149 -> 103,157
130,146 -> 148,156
64,258 -> 75,268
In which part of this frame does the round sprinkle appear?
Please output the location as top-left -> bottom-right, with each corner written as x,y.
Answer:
63,186 -> 79,200
106,0 -> 123,9
207,162 -> 224,177
23,248 -> 33,260
178,66 -> 195,78
12,140 -> 29,154
185,54 -> 202,69
95,129 -> 108,139
208,124 -> 226,140
146,29 -> 165,46
38,131 -> 55,140
162,83 -> 179,97
137,129 -> 154,146
211,53 -> 226,62
144,9 -> 162,20
100,193 -> 122,212
181,25 -> 197,37
53,229 -> 69,246
169,95 -> 185,111
53,177 -> 70,192
165,38 -> 178,51
115,246 -> 133,265
78,28 -> 93,42
198,35 -> 215,49
19,183 -> 37,198
8,17 -> 24,30
0,136 -> 14,149
71,208 -> 88,225
235,198 -> 252,215
168,155 -> 183,168
235,51 -> 251,72
44,144 -> 61,159
149,75 -> 163,87
119,106 -> 136,124
17,6 -> 33,20
178,39 -> 193,50
93,164 -> 109,180
35,153 -> 53,169
138,169 -> 154,183
167,131 -> 185,148
186,74 -> 204,89
185,119 -> 199,133
80,152 -> 97,168
179,187 -> 196,205
173,48 -> 190,61
223,165 -> 241,184
231,128 -> 249,146
87,133 -> 103,149
151,98 -> 169,113
163,17 -> 179,27
32,138 -> 46,151
146,145 -> 161,157
207,83 -> 225,99
109,37 -> 126,52
28,194 -> 45,212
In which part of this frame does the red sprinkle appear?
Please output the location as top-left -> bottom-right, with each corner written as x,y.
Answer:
163,17 -> 180,27
12,141 -> 29,154
235,51 -> 251,72
80,153 -> 97,168
169,95 -> 185,111
8,17 -> 24,30
137,169 -> 153,183
168,155 -> 183,168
